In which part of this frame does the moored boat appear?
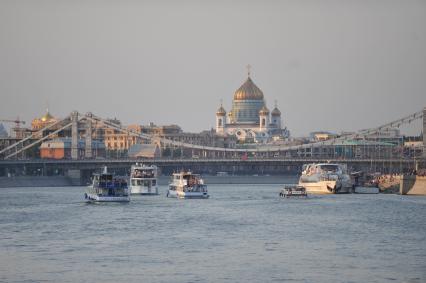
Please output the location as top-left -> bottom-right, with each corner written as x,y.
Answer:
167,171 -> 209,199
279,185 -> 307,198
130,164 -> 158,195
85,167 -> 130,202
351,171 -> 380,194
298,163 -> 353,194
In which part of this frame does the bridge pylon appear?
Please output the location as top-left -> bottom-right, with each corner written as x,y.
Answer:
423,107 -> 426,159
85,112 -> 93,159
71,111 -> 79,160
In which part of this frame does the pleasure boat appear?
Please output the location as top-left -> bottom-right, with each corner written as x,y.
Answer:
85,167 -> 130,202
351,171 -> 380,194
167,171 -> 209,199
279,185 -> 307,198
298,163 -> 353,194
130,164 -> 159,195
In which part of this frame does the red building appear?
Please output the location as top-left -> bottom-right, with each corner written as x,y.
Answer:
40,138 -> 105,159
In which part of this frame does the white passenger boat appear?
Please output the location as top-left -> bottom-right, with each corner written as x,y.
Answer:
167,171 -> 209,199
298,163 -> 353,194
130,164 -> 158,195
279,185 -> 307,198
85,167 -> 130,202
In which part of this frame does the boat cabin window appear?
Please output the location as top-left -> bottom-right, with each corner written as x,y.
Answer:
183,175 -> 200,186
100,174 -> 113,182
132,169 -> 155,178
132,179 -> 145,186
319,165 -> 339,172
152,180 -> 156,186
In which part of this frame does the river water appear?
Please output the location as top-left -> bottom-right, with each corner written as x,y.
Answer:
0,181 -> 425,283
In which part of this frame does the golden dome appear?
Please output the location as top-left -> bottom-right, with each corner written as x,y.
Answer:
271,107 -> 281,116
40,110 -> 54,122
233,77 -> 264,100
216,105 -> 226,116
259,105 -> 269,115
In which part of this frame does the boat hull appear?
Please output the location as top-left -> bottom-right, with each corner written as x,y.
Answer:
279,187 -> 307,198
299,180 -> 352,194
166,190 -> 209,199
85,192 -> 130,202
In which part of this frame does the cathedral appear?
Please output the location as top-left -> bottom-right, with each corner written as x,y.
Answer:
215,70 -> 289,144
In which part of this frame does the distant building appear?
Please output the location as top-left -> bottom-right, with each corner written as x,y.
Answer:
100,121 -> 182,151
343,128 -> 403,146
141,122 -> 182,136
215,70 -> 289,144
11,127 -> 33,139
31,109 -> 58,132
40,138 -> 105,159
309,131 -> 338,142
128,144 -> 161,159
162,129 -> 236,148
103,129 -> 140,151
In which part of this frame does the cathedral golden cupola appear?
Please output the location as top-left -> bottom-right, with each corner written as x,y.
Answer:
216,105 -> 226,116
41,110 -> 54,122
259,105 -> 270,115
271,100 -> 281,116
271,108 -> 281,116
233,77 -> 264,101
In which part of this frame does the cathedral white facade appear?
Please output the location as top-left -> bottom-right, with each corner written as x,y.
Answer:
215,72 -> 289,144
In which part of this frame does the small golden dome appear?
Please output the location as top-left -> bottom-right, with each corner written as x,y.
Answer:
216,105 -> 226,116
259,105 -> 269,115
41,111 -> 54,122
271,107 -> 281,116
233,77 -> 264,100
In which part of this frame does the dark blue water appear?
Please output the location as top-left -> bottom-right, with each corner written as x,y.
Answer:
0,183 -> 425,283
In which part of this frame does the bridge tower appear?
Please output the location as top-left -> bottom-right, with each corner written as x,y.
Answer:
71,111 -> 79,160
85,112 -> 93,159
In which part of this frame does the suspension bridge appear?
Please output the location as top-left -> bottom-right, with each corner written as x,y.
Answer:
0,108 -> 425,182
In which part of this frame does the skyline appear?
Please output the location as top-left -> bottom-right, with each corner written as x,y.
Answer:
1,1 -> 425,136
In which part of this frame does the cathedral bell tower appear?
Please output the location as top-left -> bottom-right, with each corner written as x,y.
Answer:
216,102 -> 226,135
259,105 -> 270,131
271,101 -> 282,129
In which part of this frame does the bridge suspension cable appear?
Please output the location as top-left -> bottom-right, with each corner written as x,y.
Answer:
4,122 -> 75,159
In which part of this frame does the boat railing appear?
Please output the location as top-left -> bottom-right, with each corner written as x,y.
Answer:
131,173 -> 155,178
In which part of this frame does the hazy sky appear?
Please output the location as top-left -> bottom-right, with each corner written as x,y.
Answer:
1,0 -> 425,136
